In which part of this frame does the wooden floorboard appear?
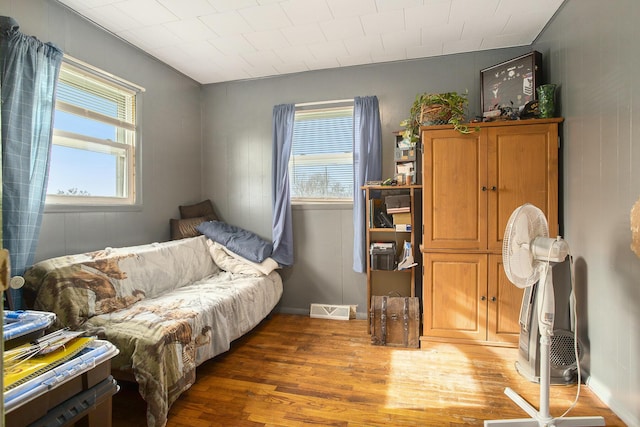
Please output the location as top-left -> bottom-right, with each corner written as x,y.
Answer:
112,313 -> 626,426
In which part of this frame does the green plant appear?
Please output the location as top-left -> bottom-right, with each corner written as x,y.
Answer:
400,91 -> 474,141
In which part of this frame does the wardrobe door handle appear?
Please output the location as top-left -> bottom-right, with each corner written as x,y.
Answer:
480,296 -> 487,301
481,186 -> 487,192
491,296 -> 497,302
490,186 -> 497,191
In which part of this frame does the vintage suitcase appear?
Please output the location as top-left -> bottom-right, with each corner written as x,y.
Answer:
370,295 -> 420,348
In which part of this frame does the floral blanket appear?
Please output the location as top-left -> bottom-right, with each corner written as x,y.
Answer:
23,236 -> 283,427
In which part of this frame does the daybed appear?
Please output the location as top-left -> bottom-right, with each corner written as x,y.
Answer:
23,231 -> 283,427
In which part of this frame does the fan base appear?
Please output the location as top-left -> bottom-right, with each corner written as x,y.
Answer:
484,387 -> 605,427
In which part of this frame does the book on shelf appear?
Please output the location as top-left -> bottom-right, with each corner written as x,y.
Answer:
395,224 -> 411,232
386,206 -> 410,214
368,198 -> 382,228
397,241 -> 417,270
392,212 -> 411,225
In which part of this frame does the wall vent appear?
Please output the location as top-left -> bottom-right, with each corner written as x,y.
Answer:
309,304 -> 356,320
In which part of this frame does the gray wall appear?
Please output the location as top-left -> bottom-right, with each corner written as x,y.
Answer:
6,0 -> 636,424
0,0 -> 203,260
201,47 -> 532,318
534,1 -> 640,425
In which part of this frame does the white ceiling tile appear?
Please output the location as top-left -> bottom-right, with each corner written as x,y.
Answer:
325,0 -> 378,19
336,54 -> 372,68
375,0 -> 424,12
422,22 -> 464,44
306,40 -> 350,60
304,56 -> 341,71
207,0 -> 259,12
208,35 -> 256,55
273,45 -> 316,63
481,33 -> 532,50
157,0 -> 216,19
244,29 -> 290,51
116,30 -> 148,50
112,0 -> 178,26
450,0 -> 500,22
199,10 -> 253,36
79,4 -> 143,32
462,16 -> 509,40
382,28 -> 421,51
361,9 -> 405,36
319,16 -> 364,41
149,45 -> 194,65
163,18 -> 217,42
57,0 -> 123,11
184,59 -> 252,83
343,35 -> 385,56
404,3 -> 451,29
241,50 -> 284,68
281,24 -> 326,47
280,0 -> 333,25
272,61 -> 310,75
238,3 -> 291,32
120,25 -> 183,50
504,10 -> 556,37
204,55 -> 254,77
406,44 -> 443,59
495,0 -> 563,16
443,37 -> 483,55
371,49 -> 407,63
243,63 -> 279,79
177,39 -> 224,60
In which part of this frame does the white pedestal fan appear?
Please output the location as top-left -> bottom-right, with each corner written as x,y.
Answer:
484,203 -> 604,427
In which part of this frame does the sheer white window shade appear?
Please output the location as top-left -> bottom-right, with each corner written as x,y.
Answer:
47,59 -> 143,206
290,102 -> 354,202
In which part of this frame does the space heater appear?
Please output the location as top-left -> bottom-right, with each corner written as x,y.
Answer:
516,282 -> 582,385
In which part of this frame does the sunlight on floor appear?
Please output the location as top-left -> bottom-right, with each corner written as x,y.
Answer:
385,346 -> 483,410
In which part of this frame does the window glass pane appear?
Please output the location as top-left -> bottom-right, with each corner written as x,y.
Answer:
54,110 -> 117,141
290,162 -> 352,199
47,145 -> 121,197
290,105 -> 353,201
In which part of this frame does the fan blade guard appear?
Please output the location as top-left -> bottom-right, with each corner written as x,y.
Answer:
502,203 -> 550,288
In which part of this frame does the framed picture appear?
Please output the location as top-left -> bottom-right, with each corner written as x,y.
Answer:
480,51 -> 542,115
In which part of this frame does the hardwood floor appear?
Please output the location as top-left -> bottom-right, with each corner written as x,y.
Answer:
112,314 -> 626,426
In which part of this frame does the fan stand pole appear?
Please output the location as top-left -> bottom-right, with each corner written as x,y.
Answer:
484,269 -> 605,427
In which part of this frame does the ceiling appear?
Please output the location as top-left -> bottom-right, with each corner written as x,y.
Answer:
55,0 -> 564,85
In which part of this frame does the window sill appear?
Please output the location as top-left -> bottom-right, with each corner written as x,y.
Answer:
44,203 -> 143,213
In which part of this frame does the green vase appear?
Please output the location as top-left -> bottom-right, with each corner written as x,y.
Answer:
537,84 -> 557,118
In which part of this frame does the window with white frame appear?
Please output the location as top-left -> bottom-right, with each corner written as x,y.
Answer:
289,101 -> 354,202
46,59 -> 142,206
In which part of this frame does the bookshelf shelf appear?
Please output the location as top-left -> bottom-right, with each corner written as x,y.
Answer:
362,184 -> 422,316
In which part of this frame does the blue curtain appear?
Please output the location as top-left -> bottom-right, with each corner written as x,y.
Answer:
353,96 -> 382,273
0,17 -> 63,309
271,104 -> 295,266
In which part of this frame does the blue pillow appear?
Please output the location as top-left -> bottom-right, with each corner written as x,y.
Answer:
197,221 -> 273,264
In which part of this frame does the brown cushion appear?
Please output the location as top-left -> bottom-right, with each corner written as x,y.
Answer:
179,199 -> 216,220
170,215 -> 217,240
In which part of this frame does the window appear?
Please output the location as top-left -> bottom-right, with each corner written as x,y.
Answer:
290,102 -> 354,202
47,58 -> 142,206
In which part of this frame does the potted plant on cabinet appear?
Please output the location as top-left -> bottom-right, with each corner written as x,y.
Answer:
400,91 -> 474,143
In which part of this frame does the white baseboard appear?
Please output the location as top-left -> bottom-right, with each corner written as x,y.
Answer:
587,375 -> 639,426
